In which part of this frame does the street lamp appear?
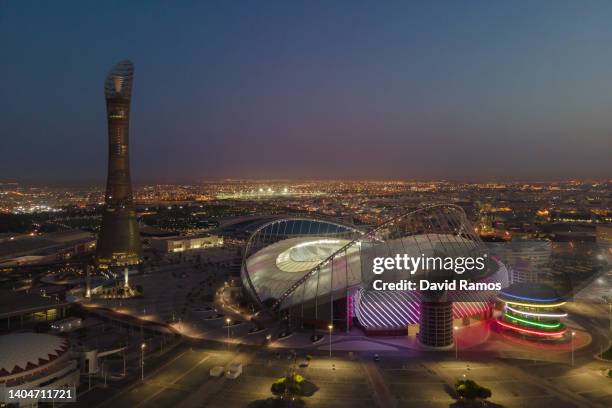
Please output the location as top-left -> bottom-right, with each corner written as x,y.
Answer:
328,324 -> 333,358
226,318 -> 231,349
571,331 -> 576,367
454,326 -> 459,360
140,343 -> 146,381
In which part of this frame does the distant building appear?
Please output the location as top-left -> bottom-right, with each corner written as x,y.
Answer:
0,230 -> 95,266
96,60 -> 142,269
504,240 -> 551,268
596,224 -> 612,263
488,240 -> 551,283
508,240 -> 550,284
509,260 -> 538,284
150,235 -> 224,253
596,225 -> 612,246
550,211 -> 593,223
139,225 -> 178,238
553,232 -> 596,243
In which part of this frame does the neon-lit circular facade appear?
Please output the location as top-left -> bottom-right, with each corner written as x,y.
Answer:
496,283 -> 567,339
241,205 -> 510,346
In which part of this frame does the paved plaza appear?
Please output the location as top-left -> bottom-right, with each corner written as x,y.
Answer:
73,259 -> 611,408
69,336 -> 611,408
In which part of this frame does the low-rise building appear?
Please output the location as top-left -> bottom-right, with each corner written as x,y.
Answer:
0,290 -> 70,330
150,235 -> 223,253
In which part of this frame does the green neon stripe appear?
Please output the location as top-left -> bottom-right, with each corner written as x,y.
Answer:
504,312 -> 561,329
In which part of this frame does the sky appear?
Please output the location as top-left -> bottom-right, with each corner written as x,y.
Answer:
1,0 -> 612,184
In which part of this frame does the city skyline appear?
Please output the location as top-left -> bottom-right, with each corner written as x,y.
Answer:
2,1 -> 612,183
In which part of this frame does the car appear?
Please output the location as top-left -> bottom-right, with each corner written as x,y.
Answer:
226,363 -> 242,379
210,366 -> 224,377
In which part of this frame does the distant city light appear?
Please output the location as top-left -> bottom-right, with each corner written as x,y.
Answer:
12,204 -> 62,214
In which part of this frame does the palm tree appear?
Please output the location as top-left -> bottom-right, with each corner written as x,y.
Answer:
271,373 -> 305,401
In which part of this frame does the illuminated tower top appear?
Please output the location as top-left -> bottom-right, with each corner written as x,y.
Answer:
104,60 -> 134,99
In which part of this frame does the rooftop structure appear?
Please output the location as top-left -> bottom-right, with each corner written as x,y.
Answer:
0,333 -> 69,377
0,290 -> 70,325
0,230 -> 95,265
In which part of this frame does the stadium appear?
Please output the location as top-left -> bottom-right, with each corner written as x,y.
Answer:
0,333 -> 80,403
242,205 -> 510,347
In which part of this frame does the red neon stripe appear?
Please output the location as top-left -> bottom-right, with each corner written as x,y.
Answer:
496,319 -> 566,337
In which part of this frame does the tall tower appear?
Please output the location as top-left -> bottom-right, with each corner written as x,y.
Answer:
95,60 -> 141,268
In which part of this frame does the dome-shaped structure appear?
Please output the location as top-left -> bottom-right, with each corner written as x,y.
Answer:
241,205 -> 510,346
0,333 -> 70,379
0,333 -> 79,403
241,217 -> 362,309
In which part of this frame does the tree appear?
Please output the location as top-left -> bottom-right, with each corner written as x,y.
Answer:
477,386 -> 492,399
455,379 -> 491,401
270,373 -> 305,400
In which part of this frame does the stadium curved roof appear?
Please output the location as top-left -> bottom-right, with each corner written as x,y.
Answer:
242,205 -> 507,311
0,333 -> 69,377
244,236 -> 361,305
